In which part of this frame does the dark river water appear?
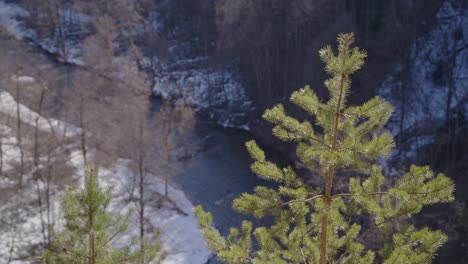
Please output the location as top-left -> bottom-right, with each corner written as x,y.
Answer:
147,96 -> 272,238
172,120 -> 270,264
174,121 -> 267,232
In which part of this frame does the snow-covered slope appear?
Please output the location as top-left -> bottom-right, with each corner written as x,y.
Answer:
94,159 -> 213,264
379,0 -> 467,158
0,87 -> 212,263
0,89 -> 80,138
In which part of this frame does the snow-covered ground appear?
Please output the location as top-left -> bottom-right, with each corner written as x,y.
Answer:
379,0 -> 467,169
0,86 -> 212,263
94,159 -> 213,264
152,63 -> 253,129
0,87 -> 68,262
0,3 -> 217,262
0,89 -> 80,138
0,1 -> 29,40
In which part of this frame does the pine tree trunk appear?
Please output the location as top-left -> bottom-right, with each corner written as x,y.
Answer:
88,209 -> 96,264
320,74 -> 346,264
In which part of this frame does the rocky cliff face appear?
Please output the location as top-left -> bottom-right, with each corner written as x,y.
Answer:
1,0 -> 457,131
150,0 -> 452,130
380,0 -> 467,161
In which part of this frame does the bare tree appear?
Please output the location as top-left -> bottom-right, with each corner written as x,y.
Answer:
158,99 -> 195,199
10,67 -> 32,187
417,4 -> 468,166
31,83 -> 51,248
62,70 -> 103,165
23,0 -> 76,61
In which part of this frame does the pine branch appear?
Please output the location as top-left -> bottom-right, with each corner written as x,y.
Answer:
194,33 -> 454,264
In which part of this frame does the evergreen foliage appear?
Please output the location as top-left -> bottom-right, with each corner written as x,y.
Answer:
43,168 -> 161,264
194,33 -> 455,264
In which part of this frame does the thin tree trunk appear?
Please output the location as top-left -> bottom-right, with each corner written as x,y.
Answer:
320,74 -> 346,264
79,98 -> 88,165
34,88 -> 46,167
139,153 -> 145,246
164,102 -> 174,198
34,88 -> 47,248
445,37 -> 457,165
284,34 -> 289,98
46,168 -> 51,248
138,121 -> 145,252
249,48 -> 262,103
7,227 -> 16,264
88,209 -> 95,264
35,179 -> 47,247
398,67 -> 408,151
15,80 -> 24,187
0,140 -> 3,176
264,47 -> 271,99
138,150 -> 146,264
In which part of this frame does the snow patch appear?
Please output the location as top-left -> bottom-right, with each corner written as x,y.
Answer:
153,61 -> 254,129
379,0 -> 467,166
0,1 -> 30,39
0,91 -> 80,137
98,159 -> 213,264
11,75 -> 35,83
0,90 -> 212,263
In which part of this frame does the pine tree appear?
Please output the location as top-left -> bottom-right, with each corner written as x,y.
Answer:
194,33 -> 455,264
43,168 -> 161,264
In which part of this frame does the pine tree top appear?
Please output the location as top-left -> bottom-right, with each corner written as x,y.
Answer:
195,33 -> 455,264
43,168 -> 161,264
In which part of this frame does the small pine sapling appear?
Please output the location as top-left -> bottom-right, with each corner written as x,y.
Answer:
43,168 -> 161,264
194,33 -> 455,264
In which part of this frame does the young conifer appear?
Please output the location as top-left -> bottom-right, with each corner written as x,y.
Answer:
43,168 -> 161,264
194,33 -> 455,264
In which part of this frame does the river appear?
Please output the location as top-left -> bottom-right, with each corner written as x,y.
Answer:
174,120 -> 270,230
